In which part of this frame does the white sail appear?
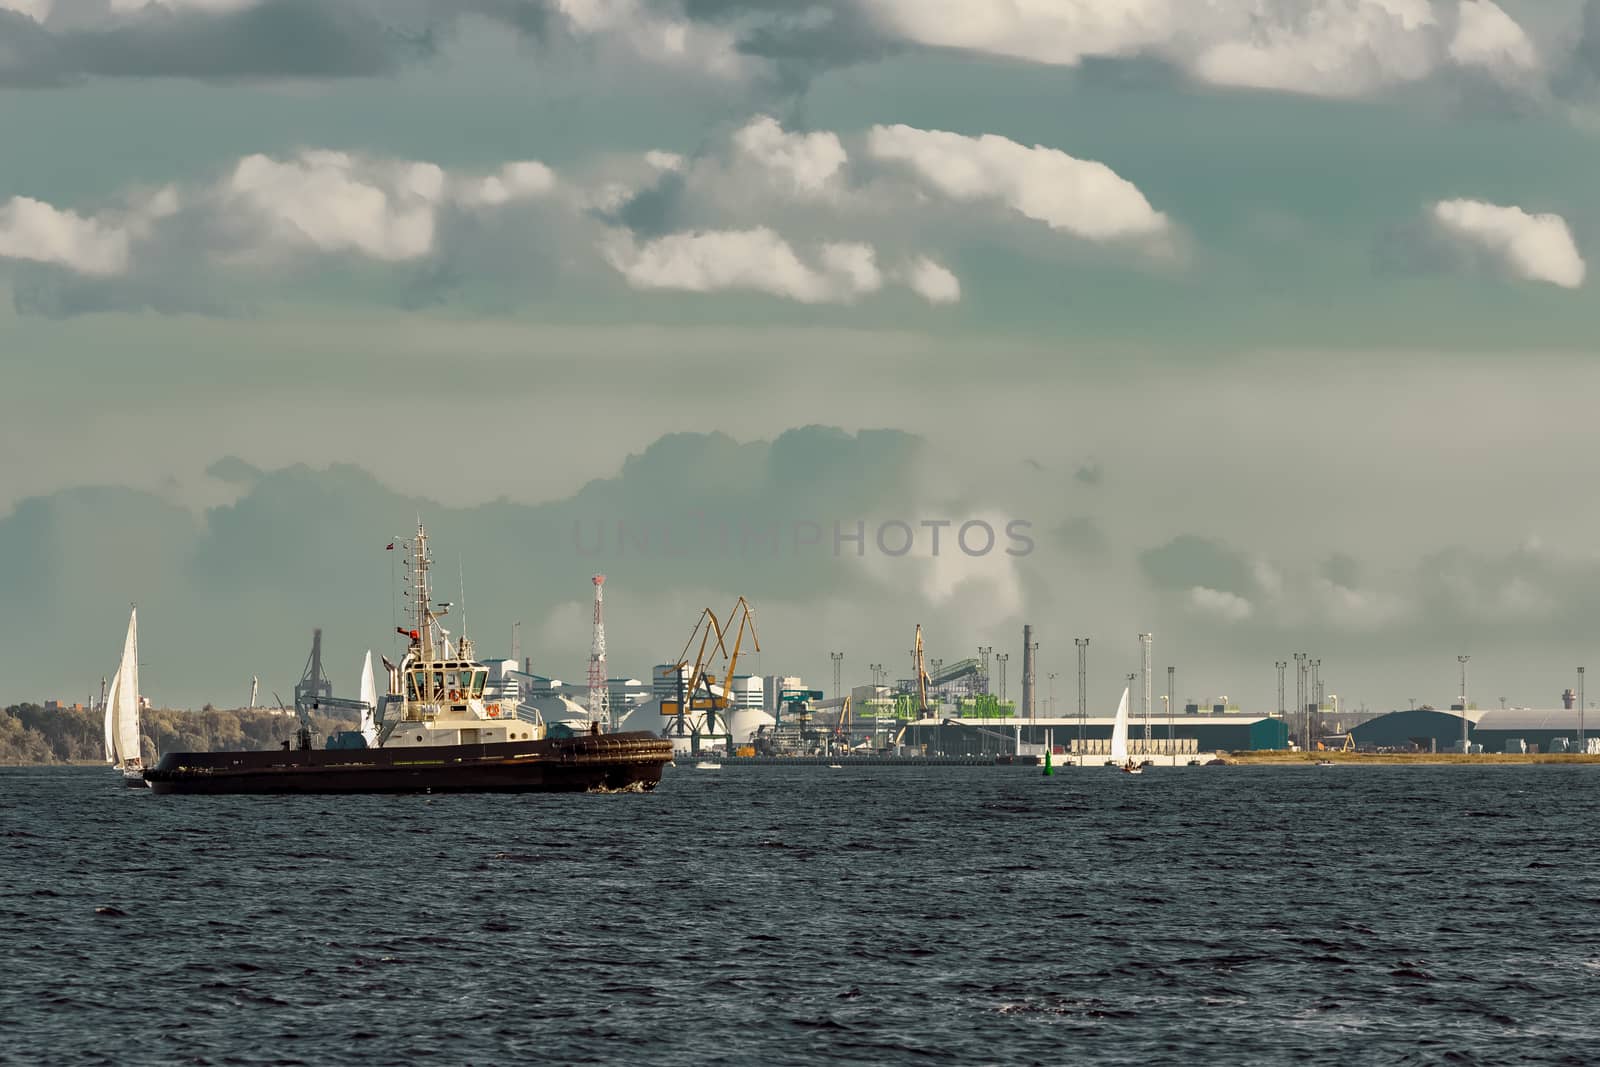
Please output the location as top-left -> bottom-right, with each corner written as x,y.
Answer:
110,608 -> 143,771
1109,686 -> 1130,763
359,650 -> 378,746
103,666 -> 119,764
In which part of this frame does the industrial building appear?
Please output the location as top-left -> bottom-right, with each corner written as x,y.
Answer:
1471,708 -> 1600,754
897,713 -> 1287,756
1349,707 -> 1483,751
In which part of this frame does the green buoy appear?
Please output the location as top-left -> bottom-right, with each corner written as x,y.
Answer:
1043,747 -> 1054,776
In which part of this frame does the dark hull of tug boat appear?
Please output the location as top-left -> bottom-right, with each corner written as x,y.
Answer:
143,731 -> 673,795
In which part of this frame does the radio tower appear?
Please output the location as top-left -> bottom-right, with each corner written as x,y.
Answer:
588,575 -> 610,731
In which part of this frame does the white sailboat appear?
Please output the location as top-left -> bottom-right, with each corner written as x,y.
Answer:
103,607 -> 147,786
358,650 -> 378,747
1109,686 -> 1141,774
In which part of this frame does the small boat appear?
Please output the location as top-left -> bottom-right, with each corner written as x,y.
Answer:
103,607 -> 148,788
1109,685 -> 1140,775
695,760 -> 722,771
827,763 -> 843,769
1316,759 -> 1336,767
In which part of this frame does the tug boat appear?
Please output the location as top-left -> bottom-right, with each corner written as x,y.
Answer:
145,524 -> 671,795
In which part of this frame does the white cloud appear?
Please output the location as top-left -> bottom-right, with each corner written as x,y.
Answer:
1191,0 -> 1441,98
819,241 -> 882,294
860,0 -> 1543,100
225,152 -> 437,262
0,0 -> 52,20
0,197 -> 132,276
863,0 -> 1174,68
555,0 -> 746,77
221,151 -> 557,264
602,226 -> 886,303
1449,0 -> 1538,85
454,161 -> 557,208
1310,577 -> 1410,629
1431,198 -> 1585,289
1251,558 -> 1284,599
732,115 -> 848,198
644,150 -> 685,173
1186,585 -> 1254,622
901,256 -> 961,304
866,124 -> 1167,241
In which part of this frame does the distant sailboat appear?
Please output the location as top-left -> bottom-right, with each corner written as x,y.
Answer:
103,607 -> 147,787
358,650 -> 378,747
1110,686 -> 1141,775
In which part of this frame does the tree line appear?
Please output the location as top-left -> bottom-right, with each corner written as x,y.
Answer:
0,704 -> 358,765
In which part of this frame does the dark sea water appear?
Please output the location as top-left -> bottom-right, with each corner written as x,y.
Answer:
3,764 -> 1599,1066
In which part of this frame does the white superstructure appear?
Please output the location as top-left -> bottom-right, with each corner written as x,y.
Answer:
375,523 -> 545,748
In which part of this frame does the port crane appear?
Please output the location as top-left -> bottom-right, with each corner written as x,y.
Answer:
662,598 -> 761,742
663,607 -> 728,739
891,624 -> 936,750
290,628 -> 374,750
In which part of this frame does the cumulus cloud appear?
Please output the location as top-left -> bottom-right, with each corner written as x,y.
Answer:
0,0 -> 50,19
1449,0 -> 1539,85
602,226 -> 885,303
731,115 -> 847,197
858,0 -> 1545,100
454,161 -> 558,207
0,186 -> 181,277
899,256 -> 960,304
1430,198 -> 1585,288
862,0 -> 1173,69
224,152 -> 439,262
552,0 -> 747,76
216,150 -> 560,263
0,148 -> 571,311
0,197 -> 133,276
1187,585 -> 1254,622
1190,0 -> 1443,98
866,124 -> 1167,242
1311,576 -> 1410,629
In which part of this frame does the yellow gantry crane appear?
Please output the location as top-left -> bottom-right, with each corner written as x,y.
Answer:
914,623 -> 935,717
893,623 -> 936,749
662,597 -> 761,737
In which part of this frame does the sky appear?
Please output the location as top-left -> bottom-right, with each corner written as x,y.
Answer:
6,0 -> 1600,714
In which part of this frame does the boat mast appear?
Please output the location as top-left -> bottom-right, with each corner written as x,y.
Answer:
413,522 -> 438,664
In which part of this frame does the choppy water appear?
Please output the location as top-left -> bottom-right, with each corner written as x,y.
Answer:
3,764 -> 1599,1065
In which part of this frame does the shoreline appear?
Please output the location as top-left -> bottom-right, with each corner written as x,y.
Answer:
1226,752 -> 1600,765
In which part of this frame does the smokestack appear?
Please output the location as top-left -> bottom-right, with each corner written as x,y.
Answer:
1022,624 -> 1035,722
